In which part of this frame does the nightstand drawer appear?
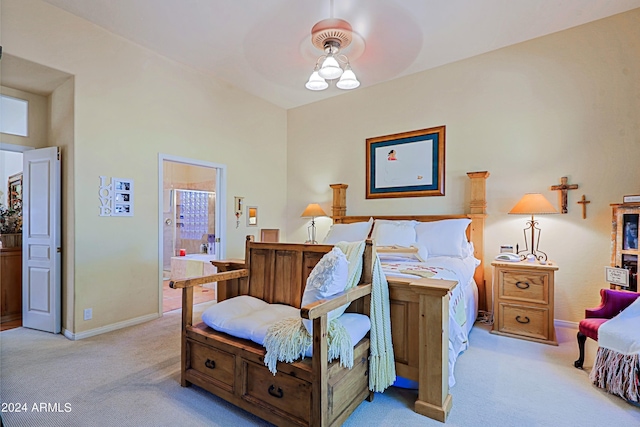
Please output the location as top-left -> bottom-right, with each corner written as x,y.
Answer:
499,271 -> 548,304
497,303 -> 549,341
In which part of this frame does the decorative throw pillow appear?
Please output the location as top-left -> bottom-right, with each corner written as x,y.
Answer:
300,247 -> 349,333
323,218 -> 373,244
415,218 -> 472,258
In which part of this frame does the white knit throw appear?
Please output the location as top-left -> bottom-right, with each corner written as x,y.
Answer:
263,241 -> 396,392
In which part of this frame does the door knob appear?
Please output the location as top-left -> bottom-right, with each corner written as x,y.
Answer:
165,218 -> 172,225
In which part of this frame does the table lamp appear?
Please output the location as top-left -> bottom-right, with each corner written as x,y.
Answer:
508,193 -> 558,261
301,203 -> 327,244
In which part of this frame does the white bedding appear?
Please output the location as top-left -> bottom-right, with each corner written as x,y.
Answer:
380,254 -> 479,388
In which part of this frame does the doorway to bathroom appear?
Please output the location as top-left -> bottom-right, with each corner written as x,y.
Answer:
158,154 -> 226,313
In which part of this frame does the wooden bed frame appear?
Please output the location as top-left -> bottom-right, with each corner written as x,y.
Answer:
329,171 -> 489,422
170,238 -> 375,427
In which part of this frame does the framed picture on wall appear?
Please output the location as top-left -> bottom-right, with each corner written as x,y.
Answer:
366,126 -> 445,199
247,206 -> 258,226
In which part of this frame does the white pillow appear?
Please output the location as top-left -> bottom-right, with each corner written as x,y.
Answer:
301,247 -> 349,333
463,240 -> 475,259
323,218 -> 373,244
371,220 -> 417,247
415,219 -> 472,258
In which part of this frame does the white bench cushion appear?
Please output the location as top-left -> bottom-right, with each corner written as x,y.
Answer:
202,295 -> 370,357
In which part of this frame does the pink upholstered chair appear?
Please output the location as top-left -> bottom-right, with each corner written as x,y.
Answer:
574,288 -> 640,369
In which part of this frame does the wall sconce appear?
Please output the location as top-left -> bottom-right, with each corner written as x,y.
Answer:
234,196 -> 244,228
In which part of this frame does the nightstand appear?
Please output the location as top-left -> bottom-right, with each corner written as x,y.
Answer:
491,260 -> 559,345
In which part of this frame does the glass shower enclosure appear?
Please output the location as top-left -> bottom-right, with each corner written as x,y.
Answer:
163,189 -> 216,273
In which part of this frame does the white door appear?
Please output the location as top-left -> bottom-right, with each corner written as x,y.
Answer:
22,147 -> 61,333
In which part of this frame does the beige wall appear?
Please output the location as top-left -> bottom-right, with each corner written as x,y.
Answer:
164,162 -> 216,192
49,77 -> 75,332
3,0 -> 288,335
287,10 -> 640,323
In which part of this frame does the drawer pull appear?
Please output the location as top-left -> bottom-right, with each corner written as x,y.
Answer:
268,385 -> 284,399
204,359 -> 216,370
515,315 -> 530,324
515,281 -> 530,290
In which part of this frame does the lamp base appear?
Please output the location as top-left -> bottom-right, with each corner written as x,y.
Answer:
517,217 -> 548,262
307,220 -> 318,245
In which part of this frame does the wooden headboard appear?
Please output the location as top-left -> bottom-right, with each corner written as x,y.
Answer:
329,171 -> 490,311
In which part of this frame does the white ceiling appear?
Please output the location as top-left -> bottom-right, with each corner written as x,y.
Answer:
15,1 -> 640,108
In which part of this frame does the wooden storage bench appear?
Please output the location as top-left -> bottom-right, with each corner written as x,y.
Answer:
170,238 -> 374,427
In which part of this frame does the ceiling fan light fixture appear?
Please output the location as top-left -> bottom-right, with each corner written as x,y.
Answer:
318,55 -> 343,80
305,15 -> 361,91
336,68 -> 360,90
305,71 -> 329,91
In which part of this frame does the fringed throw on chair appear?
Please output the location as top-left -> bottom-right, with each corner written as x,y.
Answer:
590,297 -> 640,403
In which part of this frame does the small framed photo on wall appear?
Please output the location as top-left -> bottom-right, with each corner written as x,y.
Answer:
111,178 -> 134,216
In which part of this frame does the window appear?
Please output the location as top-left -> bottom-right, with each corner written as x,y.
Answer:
0,94 -> 28,136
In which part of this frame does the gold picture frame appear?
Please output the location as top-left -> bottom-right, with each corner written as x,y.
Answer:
366,126 -> 445,199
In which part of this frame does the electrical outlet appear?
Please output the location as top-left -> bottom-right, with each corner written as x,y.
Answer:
83,308 -> 92,321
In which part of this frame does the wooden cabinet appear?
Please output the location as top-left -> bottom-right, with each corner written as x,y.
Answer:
611,203 -> 639,292
1,247 -> 22,322
491,260 -> 558,345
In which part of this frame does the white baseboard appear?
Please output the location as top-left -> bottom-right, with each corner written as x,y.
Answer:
554,319 -> 578,329
62,312 -> 161,340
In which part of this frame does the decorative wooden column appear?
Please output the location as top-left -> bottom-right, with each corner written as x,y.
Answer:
467,171 -> 489,311
330,184 -> 348,220
410,278 -> 457,422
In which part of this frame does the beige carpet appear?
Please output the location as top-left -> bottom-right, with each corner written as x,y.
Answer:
1,304 -> 639,427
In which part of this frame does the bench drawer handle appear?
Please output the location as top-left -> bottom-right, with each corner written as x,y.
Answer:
516,315 -> 530,324
515,281 -> 530,289
205,359 -> 216,369
268,385 -> 283,398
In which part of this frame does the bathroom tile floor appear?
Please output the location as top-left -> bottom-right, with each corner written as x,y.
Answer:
163,279 -> 216,312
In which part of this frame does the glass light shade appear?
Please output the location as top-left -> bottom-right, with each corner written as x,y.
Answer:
305,71 -> 328,91
318,56 -> 343,80
336,69 -> 360,90
509,193 -> 558,215
301,203 -> 327,218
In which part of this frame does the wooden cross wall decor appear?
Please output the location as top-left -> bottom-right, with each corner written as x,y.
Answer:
577,195 -> 590,219
550,176 -> 578,214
